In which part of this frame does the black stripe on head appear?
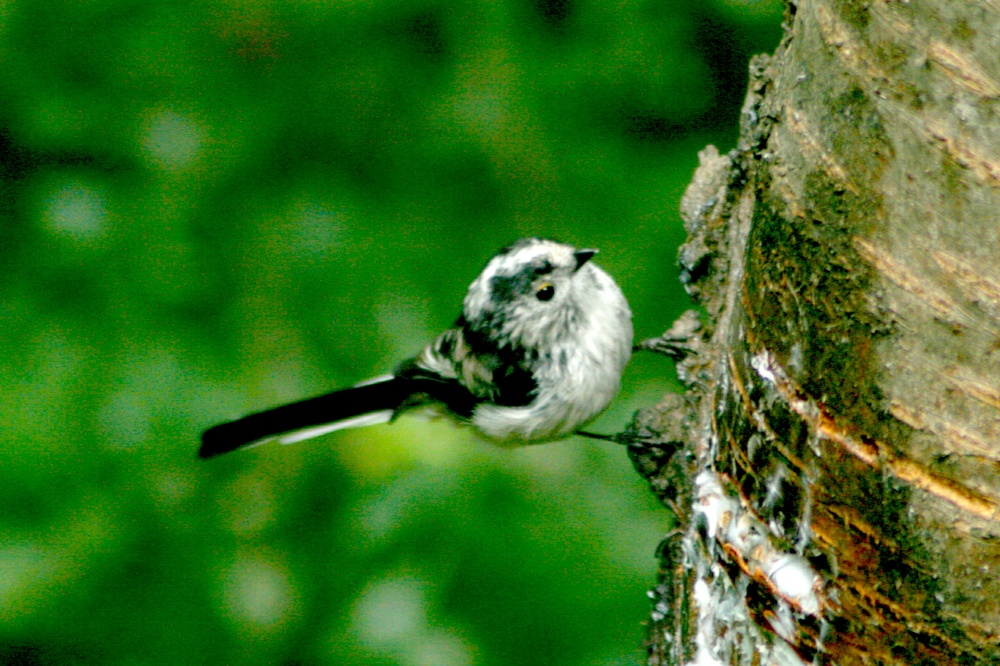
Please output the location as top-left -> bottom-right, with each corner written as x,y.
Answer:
489,257 -> 554,304
490,266 -> 535,304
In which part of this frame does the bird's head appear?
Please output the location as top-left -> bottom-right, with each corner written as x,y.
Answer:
462,238 -> 601,350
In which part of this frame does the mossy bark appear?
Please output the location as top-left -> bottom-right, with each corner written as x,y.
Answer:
632,1 -> 1000,663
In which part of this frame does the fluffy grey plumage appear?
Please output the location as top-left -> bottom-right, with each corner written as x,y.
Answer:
200,238 -> 632,457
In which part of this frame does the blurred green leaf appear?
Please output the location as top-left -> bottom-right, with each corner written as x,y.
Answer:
0,0 -> 780,663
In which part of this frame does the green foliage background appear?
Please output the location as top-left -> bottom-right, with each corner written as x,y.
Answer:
0,1 -> 780,664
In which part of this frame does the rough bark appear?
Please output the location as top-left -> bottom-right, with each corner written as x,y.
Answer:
630,1 -> 1000,664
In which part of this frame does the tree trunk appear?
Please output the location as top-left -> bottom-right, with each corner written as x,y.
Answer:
630,1 -> 1000,663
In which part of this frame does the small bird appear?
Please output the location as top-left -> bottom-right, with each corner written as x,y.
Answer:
199,238 -> 633,458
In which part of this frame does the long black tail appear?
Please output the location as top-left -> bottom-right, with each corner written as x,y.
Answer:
199,374 -> 480,459
199,376 -> 414,459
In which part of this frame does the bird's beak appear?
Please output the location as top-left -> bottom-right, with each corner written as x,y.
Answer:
574,248 -> 597,271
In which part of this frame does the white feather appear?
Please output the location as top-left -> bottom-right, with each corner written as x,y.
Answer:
277,410 -> 395,445
352,374 -> 395,387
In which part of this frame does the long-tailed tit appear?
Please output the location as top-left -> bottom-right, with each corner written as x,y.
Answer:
199,238 -> 633,458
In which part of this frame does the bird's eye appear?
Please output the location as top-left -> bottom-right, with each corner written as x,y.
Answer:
536,284 -> 555,301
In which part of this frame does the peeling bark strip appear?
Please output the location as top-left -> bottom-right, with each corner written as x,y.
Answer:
632,1 -> 1000,664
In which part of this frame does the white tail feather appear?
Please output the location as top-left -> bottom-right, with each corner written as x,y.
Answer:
352,374 -> 395,388
277,409 -> 394,445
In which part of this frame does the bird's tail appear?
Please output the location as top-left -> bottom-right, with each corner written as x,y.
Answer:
199,375 -> 412,459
